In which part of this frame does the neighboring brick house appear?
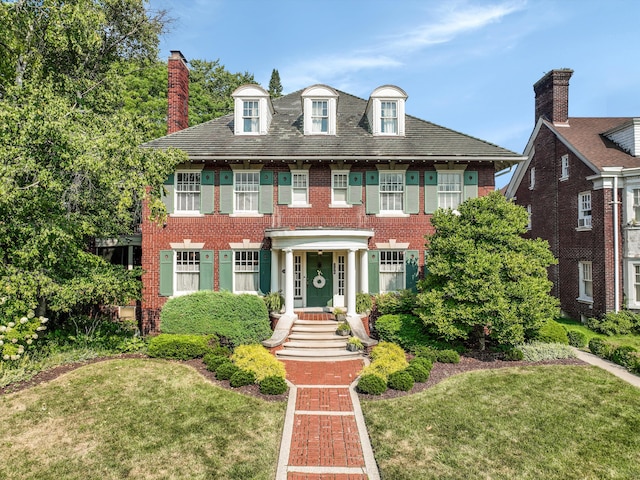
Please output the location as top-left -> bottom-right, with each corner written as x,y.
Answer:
141,51 -> 524,343
506,69 -> 640,322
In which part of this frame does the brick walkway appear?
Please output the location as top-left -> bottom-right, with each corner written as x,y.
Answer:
276,359 -> 380,480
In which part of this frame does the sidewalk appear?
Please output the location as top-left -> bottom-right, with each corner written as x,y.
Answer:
571,347 -> 640,388
276,359 -> 380,480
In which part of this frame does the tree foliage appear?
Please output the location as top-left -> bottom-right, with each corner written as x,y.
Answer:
268,68 -> 282,98
416,192 -> 559,347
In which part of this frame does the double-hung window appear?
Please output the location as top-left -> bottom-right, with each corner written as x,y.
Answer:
438,172 -> 463,210
242,100 -> 259,133
634,265 -> 640,304
235,172 -> 259,213
578,191 -> 592,228
380,101 -> 398,134
527,205 -> 532,230
379,172 -> 404,212
633,189 -> 640,222
529,167 -> 536,190
291,172 -> 309,205
176,251 -> 200,294
561,155 -> 569,180
311,100 -> 328,133
380,250 -> 405,293
176,172 -> 200,213
578,261 -> 593,302
234,250 -> 259,293
332,172 -> 349,205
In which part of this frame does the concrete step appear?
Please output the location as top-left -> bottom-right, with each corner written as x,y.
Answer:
283,340 -> 348,349
276,348 -> 363,360
294,319 -> 339,326
288,332 -> 345,341
291,324 -> 340,333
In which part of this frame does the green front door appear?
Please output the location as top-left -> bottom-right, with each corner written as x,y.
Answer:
306,252 -> 333,307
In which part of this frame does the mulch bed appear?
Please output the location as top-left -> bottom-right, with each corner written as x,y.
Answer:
1,351 -> 586,402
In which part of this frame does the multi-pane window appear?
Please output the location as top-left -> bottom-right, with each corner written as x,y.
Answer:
438,172 -> 463,210
633,189 -> 640,222
635,265 -> 640,303
332,172 -> 348,204
294,255 -> 302,300
311,100 -> 328,133
527,204 -> 532,230
292,172 -> 309,205
176,251 -> 200,294
235,172 -> 259,212
579,261 -> 593,301
578,191 -> 592,228
234,250 -> 259,293
380,101 -> 398,134
337,255 -> 345,296
242,100 -> 259,133
561,155 -> 569,180
176,172 -> 200,212
529,167 -> 536,189
380,172 -> 404,212
380,250 -> 404,293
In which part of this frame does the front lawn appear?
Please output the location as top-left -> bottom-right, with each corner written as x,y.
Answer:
0,358 -> 285,480
362,365 -> 640,480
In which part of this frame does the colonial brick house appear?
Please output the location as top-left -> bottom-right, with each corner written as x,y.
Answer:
506,69 -> 640,321
141,51 -> 524,345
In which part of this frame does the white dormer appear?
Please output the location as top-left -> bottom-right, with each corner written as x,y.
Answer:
604,118 -> 640,157
301,85 -> 339,135
232,84 -> 274,135
366,85 -> 407,136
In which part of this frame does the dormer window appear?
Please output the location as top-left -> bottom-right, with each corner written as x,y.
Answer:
302,85 -> 338,135
380,101 -> 398,134
232,85 -> 273,135
367,85 -> 407,136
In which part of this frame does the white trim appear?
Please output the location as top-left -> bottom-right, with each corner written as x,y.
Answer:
169,239 -> 205,249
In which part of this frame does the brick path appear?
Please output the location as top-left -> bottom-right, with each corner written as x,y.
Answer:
276,359 -> 380,480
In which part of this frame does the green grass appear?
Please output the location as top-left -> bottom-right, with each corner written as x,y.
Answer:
556,317 -> 640,349
0,358 -> 285,480
362,365 -> 640,480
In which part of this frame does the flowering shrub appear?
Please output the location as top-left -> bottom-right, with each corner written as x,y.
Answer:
0,310 -> 48,361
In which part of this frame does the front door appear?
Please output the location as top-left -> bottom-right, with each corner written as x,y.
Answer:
306,252 -> 333,307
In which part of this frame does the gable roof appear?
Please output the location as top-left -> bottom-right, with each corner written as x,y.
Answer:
144,88 -> 524,170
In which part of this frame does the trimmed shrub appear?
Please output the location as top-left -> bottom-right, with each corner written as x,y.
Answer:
232,344 -> 286,382
369,341 -> 406,361
587,311 -> 640,336
589,338 -> 614,358
567,330 -> 588,348
388,370 -> 415,391
435,349 -> 460,364
405,363 -> 430,383
374,313 -> 432,350
611,345 -> 638,368
518,341 -> 576,361
374,290 -> 417,315
159,291 -> 272,346
259,375 -> 288,395
409,356 -> 433,373
210,345 -> 232,357
503,348 -> 524,361
357,373 -> 387,395
412,345 -> 437,363
202,354 -> 230,372
215,362 -> 239,381
230,369 -> 257,387
147,334 -> 213,360
628,353 -> 640,375
536,320 -> 569,345
362,341 -> 408,381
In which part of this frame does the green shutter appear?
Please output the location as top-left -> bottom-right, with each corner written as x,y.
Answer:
218,250 -> 233,291
219,170 -> 233,214
259,250 -> 271,295
159,250 -> 173,296
259,170 -> 273,214
368,250 -> 380,294
199,250 -> 214,290
463,170 -> 478,201
162,174 -> 174,214
405,250 -> 419,292
365,171 -> 379,214
348,172 -> 362,205
425,171 -> 438,214
200,171 -> 214,214
278,172 -> 291,205
405,171 -> 419,214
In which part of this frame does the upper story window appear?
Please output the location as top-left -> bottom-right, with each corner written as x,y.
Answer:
232,85 -> 273,135
242,100 -> 259,133
380,172 -> 404,212
367,85 -> 407,136
380,101 -> 398,134
176,171 -> 201,213
578,191 -> 592,229
302,85 -> 338,135
560,154 -> 569,180
291,171 -> 309,205
311,100 -> 328,133
332,171 -> 349,205
235,171 -> 259,213
175,250 -> 200,295
529,167 -> 536,190
633,189 -> 640,222
438,172 -> 463,210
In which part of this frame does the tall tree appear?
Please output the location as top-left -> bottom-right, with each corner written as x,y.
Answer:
268,68 -> 282,98
415,192 -> 559,348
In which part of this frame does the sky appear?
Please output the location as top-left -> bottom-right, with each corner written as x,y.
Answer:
146,0 -> 640,188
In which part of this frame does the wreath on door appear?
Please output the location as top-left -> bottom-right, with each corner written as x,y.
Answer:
312,270 -> 326,289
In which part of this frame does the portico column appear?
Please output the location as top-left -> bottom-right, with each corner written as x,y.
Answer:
270,249 -> 279,294
284,248 -> 295,316
347,248 -> 357,317
360,249 -> 368,293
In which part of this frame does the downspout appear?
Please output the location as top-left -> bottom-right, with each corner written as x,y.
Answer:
613,176 -> 620,312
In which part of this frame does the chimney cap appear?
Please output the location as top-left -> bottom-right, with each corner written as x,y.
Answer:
169,50 -> 188,64
533,68 -> 573,92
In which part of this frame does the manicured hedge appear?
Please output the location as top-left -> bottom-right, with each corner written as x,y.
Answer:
567,330 -> 588,348
374,313 -> 432,350
357,373 -> 387,395
536,319 -> 569,345
231,344 -> 286,382
159,291 -> 272,346
361,341 -> 408,382
147,334 -> 214,360
259,375 -> 288,395
587,311 -> 640,336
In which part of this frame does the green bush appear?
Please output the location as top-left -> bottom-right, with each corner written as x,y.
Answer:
375,290 -> 417,315
210,345 -> 232,357
259,375 -> 288,395
374,313 -> 432,350
412,345 -> 437,363
536,319 -> 569,345
356,293 -> 373,314
230,369 -> 257,387
262,291 -> 284,313
232,344 -> 286,382
518,341 -> 576,361
435,349 -> 460,363
388,370 -> 415,391
147,334 -> 213,360
589,338 -> 614,358
215,362 -> 239,381
503,348 -> 524,361
409,356 -> 433,373
567,330 -> 588,348
202,354 -> 230,372
587,311 -> 640,336
611,345 -> 638,368
159,291 -> 272,346
405,363 -> 430,383
357,373 -> 387,395
363,341 -> 408,381
628,352 -> 640,374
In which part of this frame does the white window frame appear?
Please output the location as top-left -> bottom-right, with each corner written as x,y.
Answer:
233,250 -> 260,294
291,171 -> 309,206
560,155 -> 569,181
380,250 -> 405,293
331,171 -> 349,205
634,264 -> 640,306
175,171 -> 201,213
529,167 -> 536,190
527,204 -> 532,230
311,100 -> 329,134
379,172 -> 404,213
175,250 -> 200,296
380,100 -> 398,134
578,261 -> 593,303
242,100 -> 259,133
577,191 -> 592,229
438,172 -> 463,210
633,189 -> 640,223
234,171 -> 260,213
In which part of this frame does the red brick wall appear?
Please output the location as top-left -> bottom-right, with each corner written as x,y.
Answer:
167,52 -> 188,134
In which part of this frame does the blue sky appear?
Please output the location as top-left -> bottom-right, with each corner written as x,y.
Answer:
147,0 -> 640,188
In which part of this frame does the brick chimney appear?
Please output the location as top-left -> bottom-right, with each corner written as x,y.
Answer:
533,68 -> 573,124
167,50 -> 189,134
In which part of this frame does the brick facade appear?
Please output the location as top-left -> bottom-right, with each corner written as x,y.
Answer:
167,51 -> 188,134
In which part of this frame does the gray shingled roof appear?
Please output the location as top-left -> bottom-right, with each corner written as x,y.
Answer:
144,88 -> 523,169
